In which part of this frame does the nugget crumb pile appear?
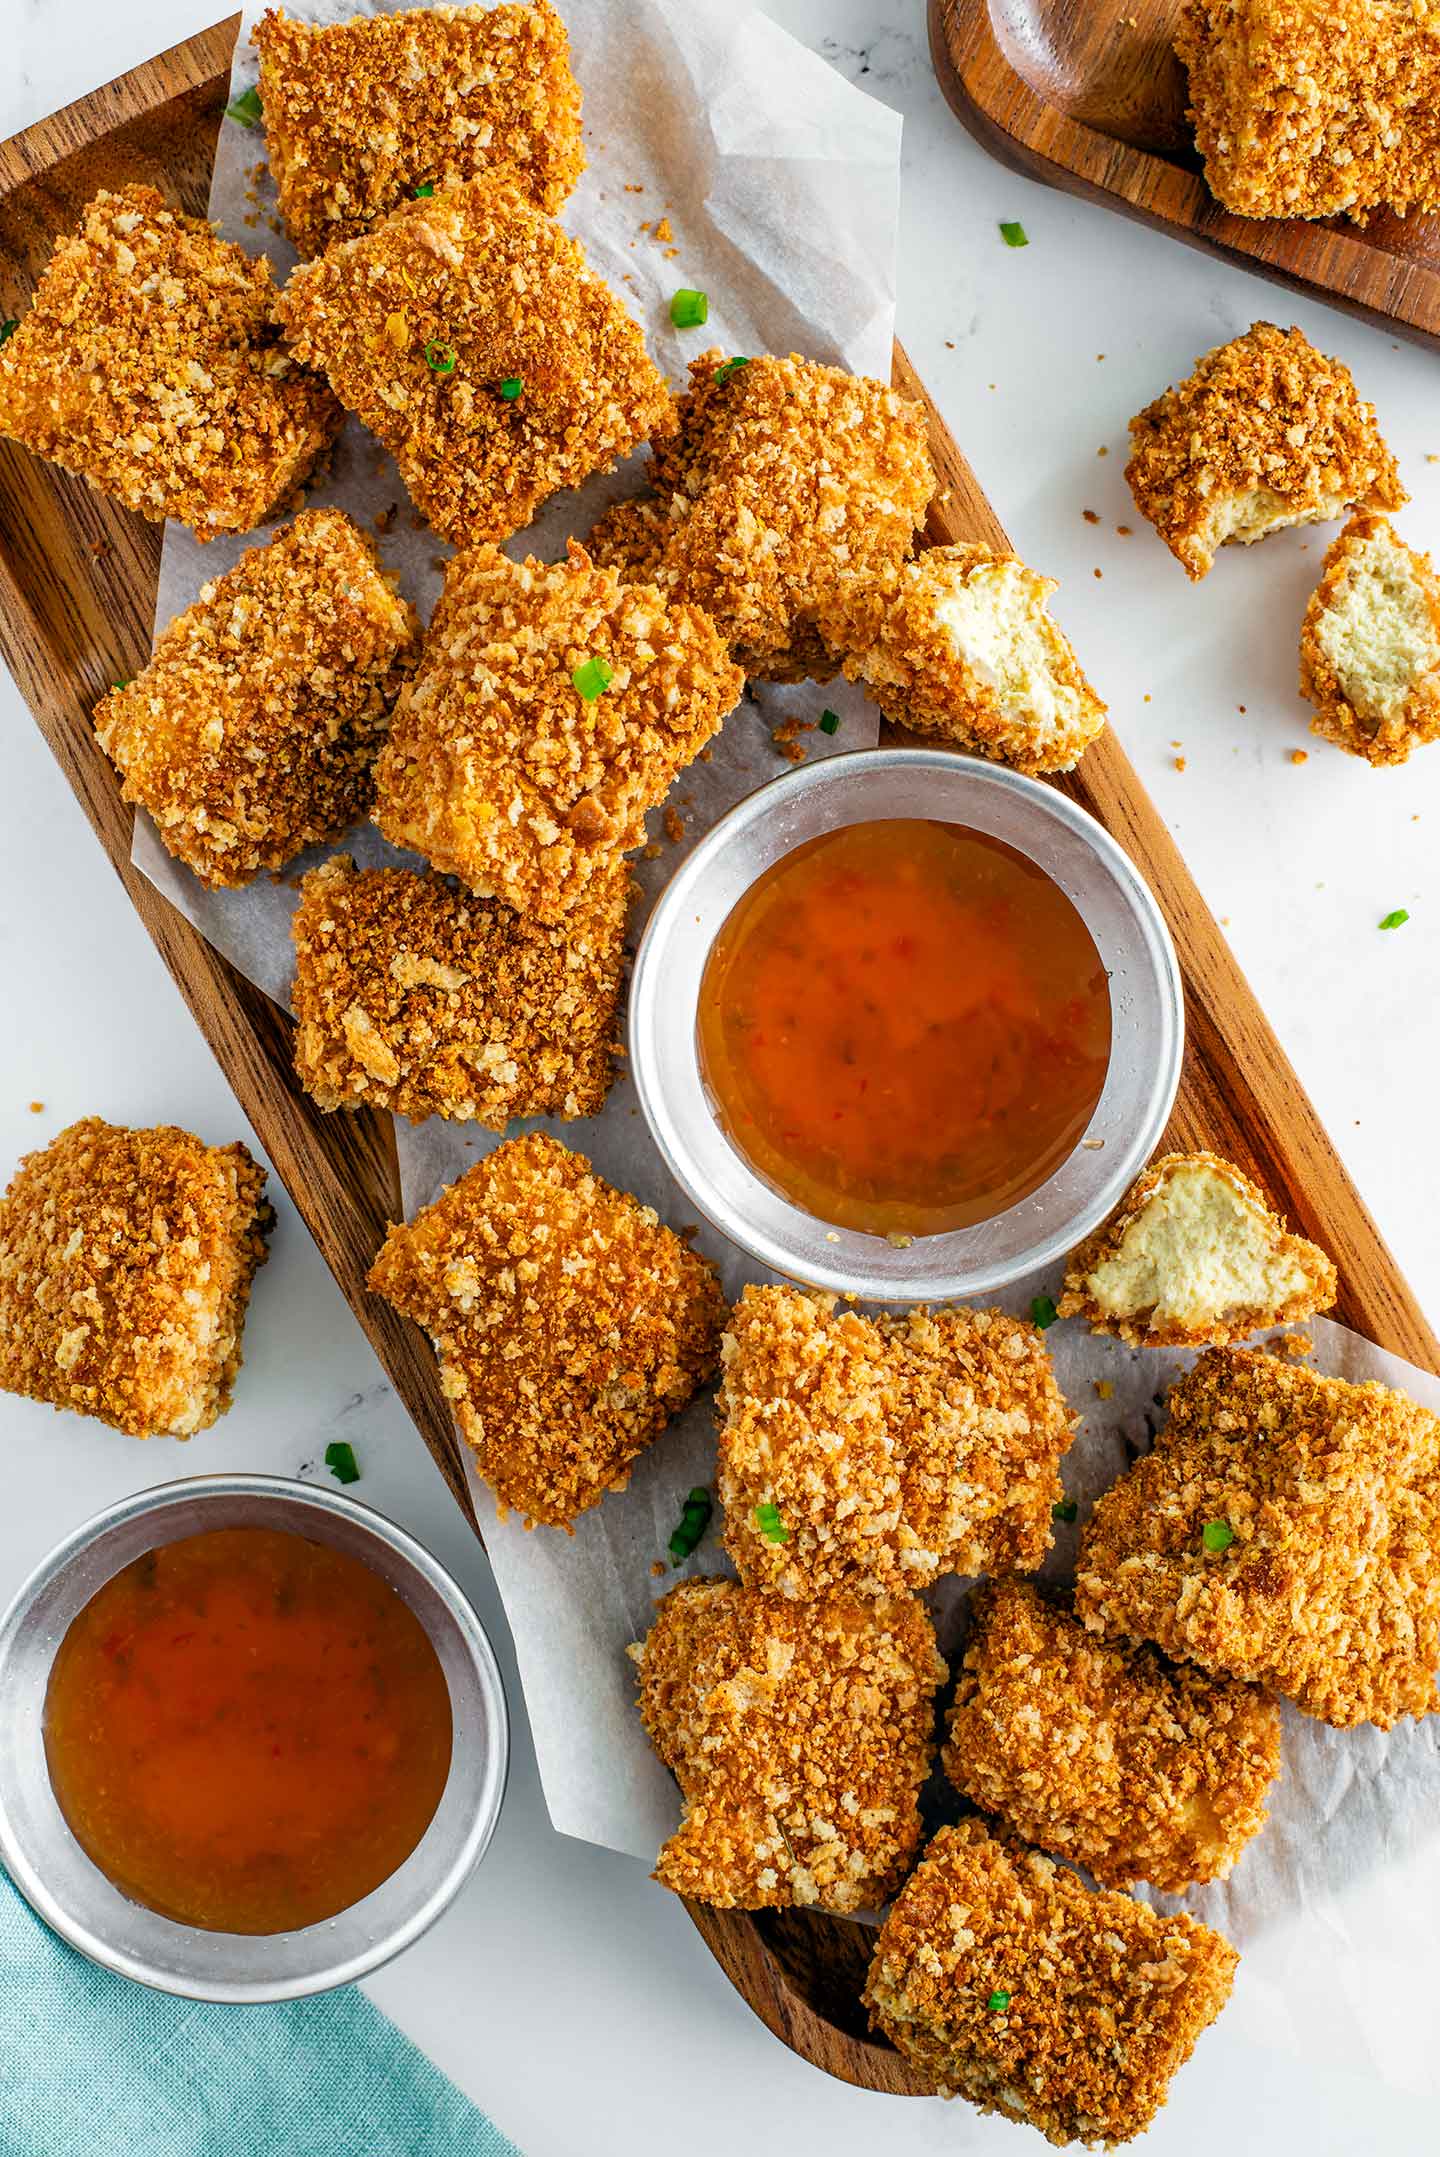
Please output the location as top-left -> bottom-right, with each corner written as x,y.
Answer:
864,1819 -> 1238,2146
1300,511 -> 1440,765
632,1577 -> 944,1911
368,1134 -> 727,1527
95,510 -> 419,890
717,1286 -> 1072,1599
0,1118 -> 271,1439
0,185 -> 339,538
1075,1347 -> 1440,1728
255,0 -> 584,257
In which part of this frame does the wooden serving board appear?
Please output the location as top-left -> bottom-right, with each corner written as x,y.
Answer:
929,0 -> 1440,352
1,17 -> 1435,2100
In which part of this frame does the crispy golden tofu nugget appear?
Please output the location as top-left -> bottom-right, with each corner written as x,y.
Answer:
254,1 -> 583,258
0,185 -> 339,539
945,1579 -> 1281,1893
94,510 -> 419,890
717,1286 -> 1073,1600
864,1819 -> 1238,2146
372,541 -> 741,922
631,1577 -> 945,1912
368,1134 -> 726,1528
1075,1347 -> 1440,1729
276,175 -> 672,547
1300,511 -> 1440,765
1059,1150 -> 1336,1348
0,1118 -> 271,1439
1126,322 -> 1404,580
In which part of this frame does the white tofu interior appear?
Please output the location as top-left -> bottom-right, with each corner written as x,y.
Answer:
1084,1164 -> 1311,1329
1315,524 -> 1440,722
930,558 -> 1082,748
1204,485 -> 1350,553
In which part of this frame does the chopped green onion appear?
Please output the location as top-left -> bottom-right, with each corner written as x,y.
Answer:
1031,1295 -> 1058,1329
425,341 -> 457,375
1379,908 -> 1409,931
225,86 -> 263,128
987,1990 -> 1012,2012
714,355 -> 750,384
1052,1498 -> 1078,1523
498,375 -> 523,400
1202,1519 -> 1235,1553
0,319 -> 18,348
999,221 -> 1028,248
755,1501 -> 789,1545
571,655 -> 614,701
668,1485 -> 713,1564
413,182 -> 435,199
818,708 -> 840,736
324,1440 -> 360,1486
111,678 -> 133,692
670,288 -> 709,329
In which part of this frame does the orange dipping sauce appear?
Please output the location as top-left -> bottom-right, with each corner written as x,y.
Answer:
697,819 -> 1111,1237
44,1526 -> 452,1935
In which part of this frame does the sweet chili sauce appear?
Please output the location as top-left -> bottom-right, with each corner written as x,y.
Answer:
43,1525 -> 452,1936
697,819 -> 1111,1238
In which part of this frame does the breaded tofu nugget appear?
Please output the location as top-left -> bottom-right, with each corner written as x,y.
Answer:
1300,511 -> 1440,765
254,1 -> 583,258
945,1579 -> 1281,1893
0,186 -> 339,539
586,351 -> 934,680
367,1133 -> 726,1528
276,176 -> 672,547
372,541 -> 741,921
1075,1347 -> 1440,1729
843,543 -> 1106,775
717,1286 -> 1073,1600
0,1118 -> 271,1439
94,510 -> 419,890
1126,323 -> 1405,580
864,1819 -> 1238,2145
1059,1150 -> 1336,1348
631,1577 -> 945,1912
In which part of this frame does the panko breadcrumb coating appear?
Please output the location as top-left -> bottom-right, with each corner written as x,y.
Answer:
843,543 -> 1107,775
864,1819 -> 1238,2147
1075,1347 -> 1440,1729
1300,511 -> 1440,765
367,1133 -> 726,1528
631,1577 -> 945,1912
717,1286 -> 1073,1600
0,185 -> 339,538
0,1118 -> 271,1439
276,175 -> 672,547
1126,322 -> 1405,580
254,1 -> 583,258
94,510 -> 419,890
586,350 -> 934,681
945,1579 -> 1281,1893
1059,1150 -> 1336,1348
372,541 -> 741,922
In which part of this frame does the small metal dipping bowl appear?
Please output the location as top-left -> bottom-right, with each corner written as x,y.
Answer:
630,747 -> 1184,1302
0,1474 -> 508,2002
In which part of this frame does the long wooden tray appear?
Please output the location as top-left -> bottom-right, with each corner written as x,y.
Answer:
1,18 -> 1436,2100
929,0 -> 1440,352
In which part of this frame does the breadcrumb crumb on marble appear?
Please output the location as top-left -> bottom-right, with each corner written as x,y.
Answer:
863,1819 -> 1237,2147
1300,511 -> 1440,764
631,1576 -> 945,1911
275,175 -> 673,547
0,185 -> 340,538
254,1 -> 583,259
1125,323 -> 1405,580
94,509 -> 419,890
367,1133 -> 727,1528
717,1286 -> 1073,1600
1075,1347 -> 1440,1729
945,1578 -> 1280,1893
1058,1150 -> 1336,1348
0,1118 -> 272,1439
371,540 -> 742,922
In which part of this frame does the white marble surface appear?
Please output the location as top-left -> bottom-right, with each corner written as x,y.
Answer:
3,4 -> 1439,2153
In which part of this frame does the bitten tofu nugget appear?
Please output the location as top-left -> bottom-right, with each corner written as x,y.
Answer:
254,1 -> 583,258
864,1819 -> 1238,2146
1126,322 -> 1404,580
367,1134 -> 726,1528
291,851 -> 628,1125
717,1286 -> 1072,1600
1059,1150 -> 1336,1348
0,1118 -> 271,1439
0,185 -> 339,538
631,1577 -> 945,1912
372,541 -> 741,921
276,175 -> 672,547
946,1578 -> 1281,1893
843,543 -> 1106,775
94,510 -> 419,890
1300,511 -> 1440,765
1075,1347 -> 1440,1729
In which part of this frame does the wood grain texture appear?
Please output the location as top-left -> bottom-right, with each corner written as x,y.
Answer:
929,0 -> 1440,351
0,18 -> 1434,2101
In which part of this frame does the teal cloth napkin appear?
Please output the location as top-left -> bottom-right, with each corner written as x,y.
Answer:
0,1871 -> 519,2157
